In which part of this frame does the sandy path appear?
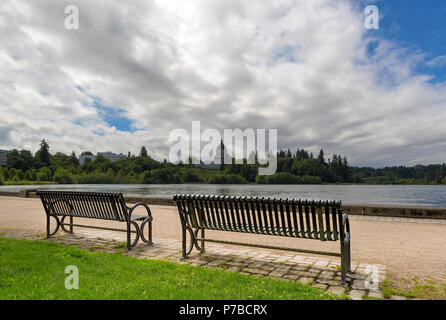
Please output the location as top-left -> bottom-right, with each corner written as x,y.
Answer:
0,196 -> 445,281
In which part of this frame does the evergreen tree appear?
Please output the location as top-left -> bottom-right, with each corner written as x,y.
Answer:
317,149 -> 325,165
37,139 -> 50,167
140,146 -> 148,157
69,151 -> 80,166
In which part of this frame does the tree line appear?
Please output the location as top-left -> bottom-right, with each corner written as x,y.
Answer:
1,140 -> 446,185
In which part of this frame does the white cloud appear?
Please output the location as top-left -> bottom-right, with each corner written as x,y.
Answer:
1,0 -> 446,166
427,55 -> 446,67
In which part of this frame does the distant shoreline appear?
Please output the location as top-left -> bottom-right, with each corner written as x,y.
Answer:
2,181 -> 446,187
1,192 -> 446,220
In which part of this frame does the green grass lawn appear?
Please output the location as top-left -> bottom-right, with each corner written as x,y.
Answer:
0,237 -> 345,300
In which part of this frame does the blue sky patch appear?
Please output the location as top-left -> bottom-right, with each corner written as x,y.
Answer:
376,0 -> 446,83
93,100 -> 137,133
74,86 -> 138,133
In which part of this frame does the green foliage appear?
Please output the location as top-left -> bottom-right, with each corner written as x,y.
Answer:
257,173 -> 322,185
7,149 -> 33,171
3,140 -> 446,186
208,174 -> 248,184
25,169 -> 37,181
11,169 -> 25,181
225,163 -> 257,182
142,168 -> 182,184
182,170 -> 203,183
53,168 -> 74,184
257,172 -> 300,184
301,175 -> 323,184
74,169 -> 117,184
3,180 -> 56,186
36,167 -> 52,181
1,167 -> 9,181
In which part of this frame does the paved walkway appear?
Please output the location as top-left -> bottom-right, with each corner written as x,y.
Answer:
1,228 -> 386,300
1,197 -> 445,281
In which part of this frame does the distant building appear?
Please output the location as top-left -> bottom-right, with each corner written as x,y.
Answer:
97,152 -> 127,162
79,151 -> 127,165
0,150 -> 9,167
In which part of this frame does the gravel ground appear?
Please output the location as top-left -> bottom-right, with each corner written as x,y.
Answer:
0,196 -> 445,281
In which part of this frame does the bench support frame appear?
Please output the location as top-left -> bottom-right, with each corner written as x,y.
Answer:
176,195 -> 352,285
41,197 -> 153,251
181,226 -> 351,284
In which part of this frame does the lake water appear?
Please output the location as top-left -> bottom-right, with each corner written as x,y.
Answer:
1,184 -> 446,207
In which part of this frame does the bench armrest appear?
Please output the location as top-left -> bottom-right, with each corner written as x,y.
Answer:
127,203 -> 153,222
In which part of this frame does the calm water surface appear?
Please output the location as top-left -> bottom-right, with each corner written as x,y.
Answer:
1,184 -> 446,207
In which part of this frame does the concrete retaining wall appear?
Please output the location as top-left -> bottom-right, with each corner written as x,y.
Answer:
2,189 -> 446,220
342,204 -> 446,220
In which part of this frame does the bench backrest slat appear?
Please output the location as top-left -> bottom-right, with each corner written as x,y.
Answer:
331,205 -> 339,241
37,190 -> 128,222
174,194 -> 343,242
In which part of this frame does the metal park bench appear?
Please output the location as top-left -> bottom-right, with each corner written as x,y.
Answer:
37,190 -> 153,251
173,194 -> 352,284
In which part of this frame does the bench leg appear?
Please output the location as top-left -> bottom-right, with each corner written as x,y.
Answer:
46,214 -> 51,238
200,228 -> 205,253
148,220 -> 152,244
70,216 -> 73,234
181,226 -> 188,259
346,240 -> 351,273
126,222 -> 132,251
341,257 -> 347,285
139,218 -> 153,245
181,226 -> 196,259
340,238 -> 351,285
46,215 -> 61,238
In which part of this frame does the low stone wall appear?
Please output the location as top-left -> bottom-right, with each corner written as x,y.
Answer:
0,191 -> 21,198
3,189 -> 446,220
126,198 -> 446,220
342,204 -> 446,220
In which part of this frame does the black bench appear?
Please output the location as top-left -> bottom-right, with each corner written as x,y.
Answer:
37,190 -> 153,250
173,194 -> 351,284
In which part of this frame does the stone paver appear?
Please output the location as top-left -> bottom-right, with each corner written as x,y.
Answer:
297,277 -> 314,285
328,286 -> 346,295
1,228 -> 386,300
368,291 -> 384,299
349,289 -> 366,300
390,295 -> 407,300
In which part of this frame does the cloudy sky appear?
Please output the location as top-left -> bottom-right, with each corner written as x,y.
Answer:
1,0 -> 446,167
